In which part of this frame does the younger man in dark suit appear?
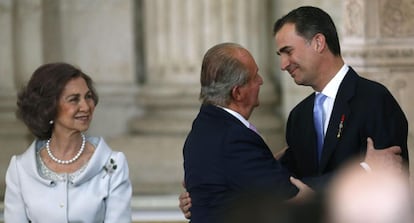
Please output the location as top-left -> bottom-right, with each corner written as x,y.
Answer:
273,6 -> 408,189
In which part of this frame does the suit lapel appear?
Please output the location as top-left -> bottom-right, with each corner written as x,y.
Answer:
319,68 -> 358,172
304,96 -> 320,171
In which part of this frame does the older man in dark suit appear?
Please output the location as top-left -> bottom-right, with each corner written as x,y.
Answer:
183,42 -> 303,223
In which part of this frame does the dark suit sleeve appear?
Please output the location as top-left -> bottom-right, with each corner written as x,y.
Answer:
279,93 -> 322,178
301,173 -> 334,192
363,87 -> 409,165
279,113 -> 296,173
223,127 -> 298,199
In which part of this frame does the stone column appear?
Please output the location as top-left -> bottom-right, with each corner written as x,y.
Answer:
14,0 -> 44,83
56,0 -> 139,137
139,0 -> 279,143
144,0 -> 271,84
0,0 -> 15,93
0,0 -> 42,199
342,0 -> 414,174
0,0 -> 41,137
126,0 -> 283,194
140,0 -> 278,136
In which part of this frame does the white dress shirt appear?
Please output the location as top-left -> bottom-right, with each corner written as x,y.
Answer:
220,106 -> 250,128
318,64 -> 349,135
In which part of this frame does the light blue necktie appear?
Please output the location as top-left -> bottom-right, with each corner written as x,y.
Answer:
314,93 -> 327,161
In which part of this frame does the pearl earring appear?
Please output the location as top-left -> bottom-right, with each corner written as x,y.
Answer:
49,120 -> 54,125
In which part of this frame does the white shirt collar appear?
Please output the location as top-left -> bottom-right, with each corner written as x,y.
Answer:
220,106 -> 250,128
316,64 -> 349,134
320,64 -> 349,99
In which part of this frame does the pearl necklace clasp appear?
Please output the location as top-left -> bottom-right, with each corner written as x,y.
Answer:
46,133 -> 86,165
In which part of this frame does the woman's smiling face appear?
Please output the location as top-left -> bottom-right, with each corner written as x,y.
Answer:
53,77 -> 96,135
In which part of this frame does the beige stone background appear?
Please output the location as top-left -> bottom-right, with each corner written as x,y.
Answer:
0,0 -> 413,222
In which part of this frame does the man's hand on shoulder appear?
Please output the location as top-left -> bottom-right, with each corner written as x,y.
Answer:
363,137 -> 403,173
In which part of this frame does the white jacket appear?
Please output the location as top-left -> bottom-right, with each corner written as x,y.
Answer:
4,136 -> 132,223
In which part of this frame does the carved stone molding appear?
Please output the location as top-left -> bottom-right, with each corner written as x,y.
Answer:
380,0 -> 414,37
344,0 -> 365,37
343,0 -> 414,38
342,46 -> 414,66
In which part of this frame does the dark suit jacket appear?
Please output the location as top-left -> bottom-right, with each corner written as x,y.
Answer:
183,104 -> 298,223
281,67 -> 409,189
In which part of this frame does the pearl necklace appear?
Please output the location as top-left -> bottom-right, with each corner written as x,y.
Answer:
46,133 -> 86,165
